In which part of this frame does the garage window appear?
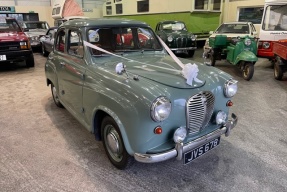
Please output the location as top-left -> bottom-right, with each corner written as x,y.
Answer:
238,7 -> 263,24
137,0 -> 149,13
106,6 -> 112,15
194,0 -> 222,11
116,4 -> 123,14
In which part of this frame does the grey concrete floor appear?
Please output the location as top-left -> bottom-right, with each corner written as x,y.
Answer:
0,49 -> 286,192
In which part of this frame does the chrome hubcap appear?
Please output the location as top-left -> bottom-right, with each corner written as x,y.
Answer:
52,86 -> 59,102
107,131 -> 119,154
104,125 -> 123,162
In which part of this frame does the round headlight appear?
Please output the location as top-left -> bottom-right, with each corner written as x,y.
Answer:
244,39 -> 251,46
167,36 -> 173,42
263,42 -> 270,49
224,79 -> 238,98
151,97 -> 172,122
216,111 -> 227,125
190,35 -> 196,41
173,126 -> 187,143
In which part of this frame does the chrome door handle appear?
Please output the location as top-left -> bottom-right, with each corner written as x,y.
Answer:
60,62 -> 66,66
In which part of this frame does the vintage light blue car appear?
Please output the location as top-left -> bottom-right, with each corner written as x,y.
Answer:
45,18 -> 238,169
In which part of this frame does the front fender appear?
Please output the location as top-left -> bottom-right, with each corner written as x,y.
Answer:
234,51 -> 258,65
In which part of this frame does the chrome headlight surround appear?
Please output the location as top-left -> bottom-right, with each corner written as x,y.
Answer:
224,79 -> 238,98
151,96 -> 172,122
190,34 -> 197,41
263,42 -> 270,49
167,36 -> 173,42
244,38 -> 251,46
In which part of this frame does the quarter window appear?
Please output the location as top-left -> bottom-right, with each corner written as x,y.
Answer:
55,29 -> 65,53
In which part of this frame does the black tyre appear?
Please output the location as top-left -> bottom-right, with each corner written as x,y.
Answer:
242,62 -> 254,81
42,43 -> 49,57
26,54 -> 35,68
51,83 -> 63,108
101,116 -> 133,169
188,50 -> 195,57
210,51 -> 216,66
274,62 -> 283,80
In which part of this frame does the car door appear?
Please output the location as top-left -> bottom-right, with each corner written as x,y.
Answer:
55,28 -> 86,117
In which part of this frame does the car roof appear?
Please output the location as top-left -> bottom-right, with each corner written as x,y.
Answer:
22,21 -> 48,23
158,20 -> 185,24
62,18 -> 149,28
221,22 -> 251,25
48,27 -> 58,30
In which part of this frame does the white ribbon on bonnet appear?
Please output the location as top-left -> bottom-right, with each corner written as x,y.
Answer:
83,34 -> 203,86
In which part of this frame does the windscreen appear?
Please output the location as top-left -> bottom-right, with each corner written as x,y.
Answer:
0,18 -> 21,32
88,27 -> 162,55
216,24 -> 250,34
24,22 -> 48,29
262,5 -> 287,31
162,22 -> 186,31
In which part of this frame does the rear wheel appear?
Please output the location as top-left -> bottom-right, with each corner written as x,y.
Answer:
274,60 -> 283,80
101,116 -> 133,169
242,62 -> 254,81
51,83 -> 63,108
26,54 -> 35,68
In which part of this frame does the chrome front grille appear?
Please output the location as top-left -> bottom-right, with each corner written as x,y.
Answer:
176,37 -> 187,48
186,91 -> 215,134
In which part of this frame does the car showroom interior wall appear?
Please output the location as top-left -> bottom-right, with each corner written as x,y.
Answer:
15,6 -> 54,27
222,0 -> 264,32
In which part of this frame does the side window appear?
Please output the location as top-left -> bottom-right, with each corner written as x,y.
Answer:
67,30 -> 84,57
55,29 -> 65,53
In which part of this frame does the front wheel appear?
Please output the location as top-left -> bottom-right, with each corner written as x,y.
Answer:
274,62 -> 283,80
101,116 -> 133,169
26,54 -> 35,68
188,50 -> 195,57
51,83 -> 63,108
242,62 -> 254,81
210,51 -> 216,66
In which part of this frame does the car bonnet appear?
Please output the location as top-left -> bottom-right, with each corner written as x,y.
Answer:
101,55 -> 207,89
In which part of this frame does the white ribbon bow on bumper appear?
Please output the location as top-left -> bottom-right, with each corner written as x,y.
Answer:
83,35 -> 202,86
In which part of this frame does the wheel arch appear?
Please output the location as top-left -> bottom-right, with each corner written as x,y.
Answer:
92,106 -> 134,155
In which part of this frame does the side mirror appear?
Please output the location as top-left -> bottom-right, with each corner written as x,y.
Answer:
209,31 -> 214,34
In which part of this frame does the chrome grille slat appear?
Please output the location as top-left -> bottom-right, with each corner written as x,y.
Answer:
186,91 -> 215,135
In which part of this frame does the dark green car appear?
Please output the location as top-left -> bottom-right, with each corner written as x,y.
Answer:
45,18 -> 238,170
155,21 -> 197,57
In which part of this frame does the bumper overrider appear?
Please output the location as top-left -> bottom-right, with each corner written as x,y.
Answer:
134,113 -> 238,163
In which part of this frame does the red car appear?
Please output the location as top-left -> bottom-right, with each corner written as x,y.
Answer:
0,17 -> 34,67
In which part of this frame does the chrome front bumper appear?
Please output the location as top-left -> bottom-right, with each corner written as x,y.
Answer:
170,47 -> 197,51
134,113 -> 238,163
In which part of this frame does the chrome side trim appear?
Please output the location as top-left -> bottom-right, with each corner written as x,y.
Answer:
134,113 -> 238,163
